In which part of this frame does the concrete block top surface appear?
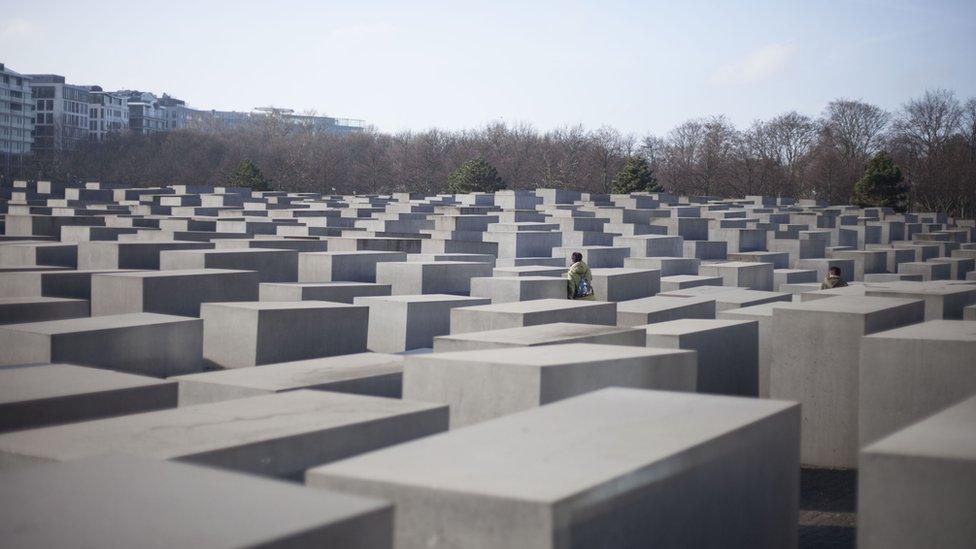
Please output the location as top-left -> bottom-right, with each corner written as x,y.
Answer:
310,387 -> 797,503
412,342 -> 693,367
0,455 -> 390,549
864,280 -> 976,296
94,268 -> 254,279
172,352 -> 404,391
783,295 -> 923,315
862,319 -> 976,343
0,312 -> 197,335
202,300 -> 360,311
0,364 -> 173,405
863,394 -> 976,461
641,318 -> 758,336
356,294 -> 489,304
618,295 -> 715,310
436,322 -> 641,346
0,390 -> 444,463
457,298 -> 609,314
717,301 -> 792,318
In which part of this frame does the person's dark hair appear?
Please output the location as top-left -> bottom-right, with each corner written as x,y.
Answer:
828,266 -> 842,277
571,252 -> 583,263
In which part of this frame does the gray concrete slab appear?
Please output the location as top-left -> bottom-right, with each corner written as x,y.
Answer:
616,295 -> 716,326
433,322 -> 644,352
91,268 -> 259,317
0,455 -> 392,548
307,388 -> 799,549
450,298 -> 616,334
356,294 -> 491,353
298,251 -> 408,283
0,296 -> 89,324
259,281 -> 392,303
376,261 -> 492,295
160,248 -> 299,282
0,389 -> 447,479
589,267 -> 660,302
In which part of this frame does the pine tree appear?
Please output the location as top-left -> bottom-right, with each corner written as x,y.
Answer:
227,159 -> 271,192
611,156 -> 661,194
852,151 -> 907,211
447,158 -> 506,193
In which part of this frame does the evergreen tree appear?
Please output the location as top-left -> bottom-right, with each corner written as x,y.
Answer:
852,151 -> 907,211
611,155 -> 661,194
227,159 -> 271,191
447,158 -> 505,194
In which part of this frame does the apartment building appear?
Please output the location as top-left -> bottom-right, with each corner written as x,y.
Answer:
28,74 -> 91,152
87,86 -> 128,140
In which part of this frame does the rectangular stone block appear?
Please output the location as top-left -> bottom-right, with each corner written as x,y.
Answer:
450,299 -> 616,334
589,267 -> 660,302
612,235 -> 683,258
616,295 -> 716,326
299,251 -> 407,283
659,274 -> 724,292
0,297 -> 89,324
404,343 -> 696,427
0,313 -> 203,376
898,260 -> 951,281
858,395 -> 976,549
160,248 -> 299,282
0,390 -> 447,479
699,261 -> 774,291
356,294 -> 491,353
864,280 -> 976,320
469,276 -> 566,303
491,265 -> 564,277
796,258 -> 855,282
858,319 -> 976,446
0,455 -> 393,549
259,281 -> 392,303
77,240 -> 213,270
307,388 -> 799,549
433,322 -> 645,352
625,256 -> 700,276
201,301 -> 367,368
643,318 -> 759,396
0,364 -> 177,432
770,296 -> 926,468
91,269 -> 259,317
661,286 -> 791,312
174,352 -> 404,405
552,246 -> 629,268
375,261 -> 492,295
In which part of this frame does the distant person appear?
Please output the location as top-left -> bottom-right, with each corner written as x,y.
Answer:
566,252 -> 595,300
820,266 -> 848,290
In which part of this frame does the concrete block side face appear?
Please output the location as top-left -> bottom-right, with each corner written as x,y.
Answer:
366,302 -> 409,353
177,380 -> 270,406
555,405 -> 799,549
0,330 -> 52,366
403,359 -> 543,428
255,306 -> 368,365
90,275 -> 144,316
538,352 -> 697,406
0,382 -> 179,432
53,320 -> 204,377
308,474 -> 553,549
770,309 -> 862,468
862,300 -> 925,334
858,337 -> 976,447
674,323 -> 759,397
145,272 -> 260,317
858,452 -> 976,549
202,306 -> 259,369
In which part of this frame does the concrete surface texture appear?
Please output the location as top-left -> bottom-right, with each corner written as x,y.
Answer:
403,343 -> 697,427
308,388 -> 800,549
432,321 -> 645,352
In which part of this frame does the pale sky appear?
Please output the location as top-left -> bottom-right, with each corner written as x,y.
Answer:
2,0 -> 974,135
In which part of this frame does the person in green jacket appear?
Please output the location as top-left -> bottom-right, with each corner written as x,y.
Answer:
820,266 -> 849,289
566,252 -> 595,300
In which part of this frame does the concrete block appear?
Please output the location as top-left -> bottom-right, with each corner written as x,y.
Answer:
796,258 -> 855,282
864,280 -> 976,320
433,322 -> 645,352
201,301 -> 367,368
589,267 -> 660,301
552,246 -> 629,268
404,343 -> 696,427
174,352 -> 404,405
160,248 -> 298,282
612,235 -> 683,258
0,455 -> 393,549
643,318 -> 759,396
929,257 -> 975,280
773,268 -> 817,290
625,256 -> 700,276
661,287 -> 791,312
469,276 -> 566,303
770,296 -> 926,468
718,302 -> 795,398
0,297 -> 89,324
0,364 -> 177,432
858,395 -> 976,549
376,261 -> 492,295
259,281 -> 391,303
307,388 -> 799,549
450,298 -> 616,334
77,240 -> 213,270
491,265 -> 565,277
91,269 -> 259,317
859,319 -> 976,446
659,274 -> 724,292
616,295 -> 716,326
699,261 -> 774,291
299,251 -> 407,283
0,389 -> 447,479
0,313 -> 203,376
898,260 -> 951,281
683,239 -> 728,260
356,294 -> 491,352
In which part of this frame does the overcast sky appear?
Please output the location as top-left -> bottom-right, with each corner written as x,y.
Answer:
2,0 -> 974,135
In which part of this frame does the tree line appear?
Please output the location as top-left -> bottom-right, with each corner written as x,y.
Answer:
20,88 -> 976,217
